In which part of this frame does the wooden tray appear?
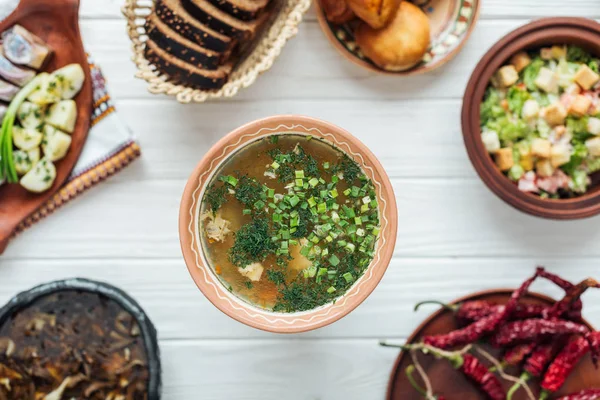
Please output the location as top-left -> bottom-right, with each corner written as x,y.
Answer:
0,0 -> 93,254
387,290 -> 599,400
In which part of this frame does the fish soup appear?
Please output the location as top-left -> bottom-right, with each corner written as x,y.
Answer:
200,134 -> 380,312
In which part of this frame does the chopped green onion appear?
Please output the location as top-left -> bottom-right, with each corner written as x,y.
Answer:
288,195 -> 300,207
243,209 -> 252,215
328,254 -> 340,266
343,272 -> 354,283
323,162 -> 330,169
327,286 -> 336,294
220,175 -> 238,187
308,177 -> 319,187
271,161 -> 280,170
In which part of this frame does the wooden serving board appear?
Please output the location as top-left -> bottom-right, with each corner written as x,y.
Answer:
0,0 -> 93,254
387,290 -> 599,400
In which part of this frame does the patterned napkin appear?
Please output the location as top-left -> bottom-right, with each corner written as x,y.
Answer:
12,59 -> 141,236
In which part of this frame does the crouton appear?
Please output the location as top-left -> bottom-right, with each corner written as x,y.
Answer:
574,65 -> 600,90
531,138 -> 552,158
495,148 -> 514,171
568,95 -> 592,117
510,51 -> 531,73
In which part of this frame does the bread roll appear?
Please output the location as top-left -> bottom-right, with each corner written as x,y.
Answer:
346,0 -> 399,29
321,0 -> 355,24
355,2 -> 430,71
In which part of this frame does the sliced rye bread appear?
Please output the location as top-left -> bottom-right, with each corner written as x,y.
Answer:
154,0 -> 234,53
145,38 -> 232,90
145,14 -> 227,71
181,0 -> 266,39
206,0 -> 270,21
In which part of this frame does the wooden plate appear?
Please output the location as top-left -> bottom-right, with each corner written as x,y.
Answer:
0,0 -> 93,253
461,18 -> 600,220
387,290 -> 599,400
314,0 -> 481,75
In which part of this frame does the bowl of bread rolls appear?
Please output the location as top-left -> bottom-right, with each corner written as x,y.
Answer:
315,0 -> 480,74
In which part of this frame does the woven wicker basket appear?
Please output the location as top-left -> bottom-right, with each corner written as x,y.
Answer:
123,0 -> 310,103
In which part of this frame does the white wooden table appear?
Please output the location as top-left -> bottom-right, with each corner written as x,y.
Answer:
2,1 -> 600,398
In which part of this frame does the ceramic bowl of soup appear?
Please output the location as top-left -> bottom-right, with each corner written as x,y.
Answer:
179,115 -> 397,333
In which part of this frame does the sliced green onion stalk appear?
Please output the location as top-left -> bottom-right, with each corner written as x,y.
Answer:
0,75 -> 44,183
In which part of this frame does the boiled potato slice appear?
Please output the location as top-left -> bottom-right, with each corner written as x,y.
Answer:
20,158 -> 56,193
14,147 -> 40,175
42,125 -> 72,161
13,126 -> 42,150
45,100 -> 77,134
18,101 -> 45,130
51,64 -> 85,100
27,73 -> 62,105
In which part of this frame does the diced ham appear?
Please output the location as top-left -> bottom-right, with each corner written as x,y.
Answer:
518,171 -> 539,193
536,170 -> 570,194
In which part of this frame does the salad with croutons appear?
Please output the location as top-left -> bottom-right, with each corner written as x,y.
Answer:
480,45 -> 600,198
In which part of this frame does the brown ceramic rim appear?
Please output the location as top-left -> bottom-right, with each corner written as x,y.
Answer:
385,288 -> 597,399
179,115 -> 398,333
313,0 -> 481,75
462,17 -> 600,220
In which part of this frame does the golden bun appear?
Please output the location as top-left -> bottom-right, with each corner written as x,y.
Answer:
355,2 -> 431,71
321,0 -> 356,24
346,0 -> 399,29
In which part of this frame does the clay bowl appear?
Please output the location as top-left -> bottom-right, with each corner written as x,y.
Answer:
387,289 -> 598,400
0,278 -> 162,399
314,0 -> 480,75
462,18 -> 600,220
179,115 -> 397,333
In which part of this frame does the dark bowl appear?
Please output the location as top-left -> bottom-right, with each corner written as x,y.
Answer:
462,17 -> 600,220
0,278 -> 162,399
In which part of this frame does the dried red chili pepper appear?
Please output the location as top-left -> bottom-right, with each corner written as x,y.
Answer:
545,278 -> 599,321
536,267 -> 581,315
540,332 -> 600,397
525,338 -> 568,378
503,343 -> 537,365
388,343 -> 505,400
506,339 -> 568,400
492,319 -> 590,347
461,353 -> 505,400
555,389 -> 600,400
423,270 -> 541,349
414,300 -> 552,323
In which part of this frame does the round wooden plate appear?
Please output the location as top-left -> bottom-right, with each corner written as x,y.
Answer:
387,290 -> 599,400
0,0 -> 93,253
314,0 -> 481,75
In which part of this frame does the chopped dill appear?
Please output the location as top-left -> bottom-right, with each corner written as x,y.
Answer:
228,218 -> 277,268
204,184 -> 227,213
267,270 -> 286,286
234,175 -> 263,207
333,155 -> 361,183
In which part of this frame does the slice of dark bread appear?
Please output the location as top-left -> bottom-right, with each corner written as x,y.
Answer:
207,0 -> 270,21
145,39 -> 232,90
145,14 -> 227,70
154,0 -> 234,53
181,0 -> 265,39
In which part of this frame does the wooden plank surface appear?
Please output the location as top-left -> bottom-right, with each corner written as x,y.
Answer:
1,1 -> 600,399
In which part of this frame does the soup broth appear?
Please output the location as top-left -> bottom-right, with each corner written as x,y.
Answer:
200,134 -> 380,312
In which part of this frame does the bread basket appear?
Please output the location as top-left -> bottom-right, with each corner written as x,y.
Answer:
123,0 -> 310,103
